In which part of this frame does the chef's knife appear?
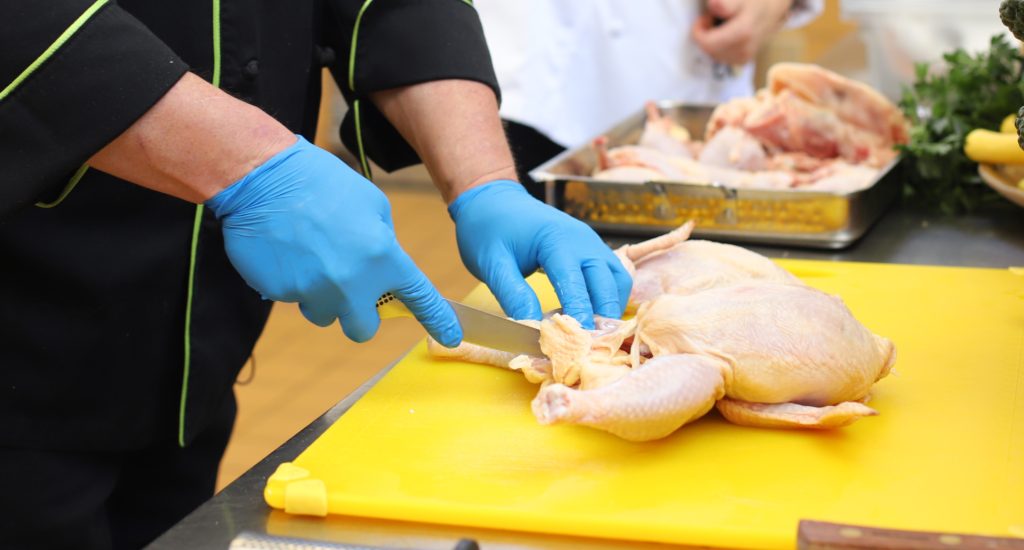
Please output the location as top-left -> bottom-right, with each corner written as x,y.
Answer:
376,293 -> 543,356
229,531 -> 481,550
797,520 -> 1024,549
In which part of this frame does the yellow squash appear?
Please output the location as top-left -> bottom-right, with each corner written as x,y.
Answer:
1000,113 -> 1018,133
964,128 -> 1024,164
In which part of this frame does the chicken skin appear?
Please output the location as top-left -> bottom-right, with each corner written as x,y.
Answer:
532,284 -> 894,441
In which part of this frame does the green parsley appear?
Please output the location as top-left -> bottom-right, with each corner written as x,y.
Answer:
898,34 -> 1023,214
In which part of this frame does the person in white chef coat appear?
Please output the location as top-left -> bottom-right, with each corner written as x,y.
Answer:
475,0 -> 824,198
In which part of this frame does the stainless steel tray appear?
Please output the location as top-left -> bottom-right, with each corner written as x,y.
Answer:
529,101 -> 900,249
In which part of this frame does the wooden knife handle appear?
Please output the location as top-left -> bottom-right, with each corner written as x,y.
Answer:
798,520 -> 1024,549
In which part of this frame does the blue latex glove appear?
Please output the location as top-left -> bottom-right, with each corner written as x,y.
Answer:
206,136 -> 461,346
448,181 -> 632,329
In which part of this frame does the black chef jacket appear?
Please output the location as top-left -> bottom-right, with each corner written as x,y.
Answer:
0,0 -> 498,451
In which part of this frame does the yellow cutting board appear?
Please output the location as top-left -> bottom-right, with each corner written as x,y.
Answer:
265,260 -> 1024,549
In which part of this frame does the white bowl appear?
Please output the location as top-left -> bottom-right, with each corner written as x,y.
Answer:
978,164 -> 1024,208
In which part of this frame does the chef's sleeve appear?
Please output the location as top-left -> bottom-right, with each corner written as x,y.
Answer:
0,0 -> 187,215
323,0 -> 500,172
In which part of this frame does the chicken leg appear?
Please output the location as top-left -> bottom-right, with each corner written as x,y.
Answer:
532,353 -> 727,441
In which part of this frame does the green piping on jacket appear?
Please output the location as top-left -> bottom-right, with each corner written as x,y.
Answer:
211,0 -> 221,88
347,0 -> 376,179
346,0 -> 476,178
35,164 -> 89,208
179,204 -> 204,447
352,100 -> 373,179
13,0 -> 109,210
347,0 -> 476,92
347,0 -> 376,93
178,0 -> 222,447
0,0 -> 109,102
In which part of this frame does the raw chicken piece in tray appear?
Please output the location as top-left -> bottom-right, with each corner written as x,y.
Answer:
767,62 -> 908,147
428,222 -> 896,441
698,126 -> 768,171
593,136 -> 795,190
591,63 -> 907,194
637,101 -> 695,158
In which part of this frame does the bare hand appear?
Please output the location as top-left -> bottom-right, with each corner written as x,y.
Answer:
691,0 -> 794,66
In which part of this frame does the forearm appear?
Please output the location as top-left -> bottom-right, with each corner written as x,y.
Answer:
369,79 -> 517,204
88,72 -> 296,203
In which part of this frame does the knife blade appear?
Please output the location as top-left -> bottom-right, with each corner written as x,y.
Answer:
376,293 -> 543,356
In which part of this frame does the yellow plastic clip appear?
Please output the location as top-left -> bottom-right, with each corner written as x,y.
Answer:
376,292 -> 413,320
263,462 -> 328,516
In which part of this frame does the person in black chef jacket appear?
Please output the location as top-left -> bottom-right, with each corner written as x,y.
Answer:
0,1 -> 633,548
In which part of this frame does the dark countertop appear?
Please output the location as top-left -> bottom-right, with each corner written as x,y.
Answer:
606,202 -> 1024,268
147,203 -> 1024,550
753,203 -> 1024,267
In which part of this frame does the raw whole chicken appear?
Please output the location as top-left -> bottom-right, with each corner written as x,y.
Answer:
590,63 -> 908,194
428,222 -> 896,441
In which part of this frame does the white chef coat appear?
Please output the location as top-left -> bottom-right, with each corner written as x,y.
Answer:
475,1 -> 823,148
